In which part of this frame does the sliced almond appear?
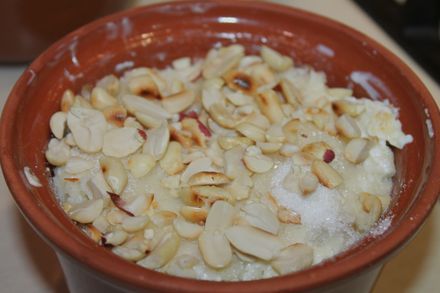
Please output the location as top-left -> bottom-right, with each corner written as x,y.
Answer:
208,103 -> 237,129
173,218 -> 203,239
243,146 -> 273,173
102,105 -> 127,127
282,119 -> 301,144
218,136 -> 254,150
205,200 -> 236,231
201,86 -> 224,112
248,63 -> 276,85
332,99 -> 364,117
159,141 -> 184,175
311,160 -> 342,189
180,206 -> 208,223
355,192 -> 383,232
244,112 -> 271,130
73,95 -> 93,109
64,133 -> 76,147
188,171 -> 229,186
336,114 -> 361,138
128,74 -> 159,98
180,187 -> 203,207
299,172 -> 319,195
162,90 -> 195,114
137,231 -> 180,269
124,193 -> 154,216
124,117 -> 143,129
68,199 -> 104,224
143,122 -> 170,160
112,246 -> 145,261
99,156 -> 128,194
61,89 -> 75,112
241,202 -> 279,234
260,46 -> 293,72
280,78 -> 302,107
135,111 -> 162,129
225,225 -> 283,261
103,230 -> 128,246
170,127 -> 193,149
49,111 -> 67,139
236,122 -> 265,142
128,153 -> 156,178
67,108 -> 107,153
226,173 -> 253,200
65,157 -> 94,174
181,117 -> 210,148
202,44 -> 244,79
257,142 -> 283,154
96,74 -> 119,96
90,87 -> 117,110
122,215 -> 150,232
271,243 -> 313,275
103,127 -> 146,158
224,146 -> 248,179
291,152 -> 315,166
121,94 -> 171,120
223,70 -> 256,95
301,142 -> 333,162
224,88 -> 253,106
199,230 -> 232,269
161,175 -> 181,190
277,207 -> 301,224
344,138 -> 371,164
191,186 -> 231,203
327,87 -> 353,99
45,138 -> 70,166
280,144 -> 299,157
256,90 -> 285,123
151,211 -> 178,227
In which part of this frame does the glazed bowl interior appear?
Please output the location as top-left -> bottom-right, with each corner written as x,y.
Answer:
1,1 -> 439,292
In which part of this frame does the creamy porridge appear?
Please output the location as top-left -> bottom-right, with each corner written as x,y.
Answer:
45,45 -> 412,280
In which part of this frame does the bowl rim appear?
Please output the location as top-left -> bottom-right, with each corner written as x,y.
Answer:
1,0 -> 439,292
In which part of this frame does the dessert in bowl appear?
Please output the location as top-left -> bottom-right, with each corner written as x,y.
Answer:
1,1 -> 439,292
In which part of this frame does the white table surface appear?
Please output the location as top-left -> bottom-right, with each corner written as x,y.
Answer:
0,0 -> 438,292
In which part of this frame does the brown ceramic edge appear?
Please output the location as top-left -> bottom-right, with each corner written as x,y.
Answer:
1,1 -> 439,292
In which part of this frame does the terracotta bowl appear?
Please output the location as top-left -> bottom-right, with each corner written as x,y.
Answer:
1,1 -> 439,292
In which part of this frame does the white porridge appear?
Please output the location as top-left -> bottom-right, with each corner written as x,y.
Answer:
45,45 -> 412,281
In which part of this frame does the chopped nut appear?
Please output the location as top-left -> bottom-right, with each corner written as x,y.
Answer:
224,70 -> 256,95
191,186 -> 231,203
208,103 -> 237,129
241,202 -> 279,234
199,230 -> 232,269
218,136 -> 254,150
162,90 -> 196,114
257,142 -> 282,154
332,99 -> 364,116
280,78 -> 302,107
45,138 -> 70,166
260,46 -> 293,72
122,94 -> 171,120
311,160 -> 342,189
159,141 -> 184,175
68,199 -> 104,224
49,111 -> 67,139
61,89 -> 75,112
336,114 -> 361,138
90,87 -> 117,110
103,127 -> 146,158
188,171 -> 229,186
65,157 -> 94,174
103,105 -> 127,127
256,90 -> 285,123
243,146 -> 273,173
270,243 -> 313,275
122,215 -> 150,232
226,173 -> 253,200
180,206 -> 208,223
173,218 -> 203,239
205,200 -> 236,231
180,157 -> 215,183
128,153 -> 156,178
137,231 -> 180,269
99,156 -> 128,194
124,193 -> 154,216
128,74 -> 159,98
202,44 -> 244,79
224,146 -> 248,179
277,207 -> 301,224
225,225 -> 283,261
181,117 -> 210,148
344,138 -> 371,164
299,172 -> 319,195
236,122 -> 266,142
143,122 -> 170,160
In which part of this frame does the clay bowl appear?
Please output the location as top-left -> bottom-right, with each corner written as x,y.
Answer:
1,1 -> 439,292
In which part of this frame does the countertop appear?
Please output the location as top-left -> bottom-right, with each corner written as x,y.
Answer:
0,0 -> 438,292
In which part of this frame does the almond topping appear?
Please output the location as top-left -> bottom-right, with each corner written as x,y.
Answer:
270,243 -> 313,275
188,171 -> 230,186
256,90 -> 285,123
344,138 -> 372,164
311,160 -> 342,189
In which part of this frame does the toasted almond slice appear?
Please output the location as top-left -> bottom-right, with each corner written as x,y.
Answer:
181,117 -> 210,148
277,207 -> 301,224
224,146 -> 248,179
135,111 -> 162,129
224,88 -> 253,106
45,138 -> 70,166
128,153 -> 156,178
128,74 -> 159,98
103,105 -> 127,127
143,122 -> 170,160
355,192 -> 383,232
68,199 -> 104,224
208,103 -> 237,129
225,225 -> 283,261
61,89 -> 75,112
301,141 -> 333,162
151,211 -> 178,227
265,124 -> 286,143
327,87 -> 353,99
124,117 -> 143,129
218,136 -> 254,150
161,175 -> 181,189
67,108 -> 107,153
191,186 -> 231,203
332,99 -> 364,117
244,113 -> 271,130
280,144 -> 299,157
162,90 -> 195,114
282,119 -> 301,144
224,70 -> 256,95
291,152 -> 315,166
188,171 -> 230,186
50,111 -> 67,139
280,78 -> 302,107
122,215 -> 150,232
241,202 -> 279,234
201,86 -> 224,112
121,94 -> 171,120
103,127 -> 146,158
180,187 -> 203,207
236,122 -> 265,142
256,90 -> 285,123
205,200 -> 236,231
173,218 -> 203,239
96,74 -> 119,96
65,157 -> 94,174
203,44 -> 244,79
73,95 -> 93,109
137,231 -> 180,269
170,127 -> 193,149
344,138 -> 372,164
103,230 -> 128,246
181,156 -> 215,182
199,230 -> 232,269
299,172 -> 319,195
243,147 -> 273,173
336,114 -> 361,138
124,193 -> 154,217
159,141 -> 184,175
257,142 -> 283,154
180,206 -> 208,223
271,243 -> 313,275
182,150 -> 205,164
311,160 -> 342,189
64,133 -> 76,147
90,87 -> 117,110
99,156 -> 127,194
226,173 -> 253,200
113,246 -> 145,261
260,46 -> 293,72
